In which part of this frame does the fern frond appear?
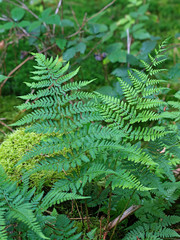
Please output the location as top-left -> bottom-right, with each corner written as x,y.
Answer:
41,192 -> 88,210
123,220 -> 180,240
8,203 -> 49,239
0,165 -> 48,239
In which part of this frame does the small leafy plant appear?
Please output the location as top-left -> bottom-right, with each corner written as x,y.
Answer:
0,40 -> 179,239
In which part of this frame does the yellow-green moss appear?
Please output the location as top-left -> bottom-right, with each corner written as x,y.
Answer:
0,128 -> 66,186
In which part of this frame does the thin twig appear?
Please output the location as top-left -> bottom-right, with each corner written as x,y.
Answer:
67,12 -> 87,38
0,56 -> 32,95
74,200 -> 82,220
126,28 -> 131,68
69,217 -> 88,220
0,44 -> 56,95
82,39 -> 102,60
3,0 -> 19,7
0,120 -> 14,132
126,28 -> 131,55
67,0 -> 116,39
4,0 -> 39,20
4,0 -> 49,30
87,0 -> 116,21
19,27 -> 30,36
53,0 -> 63,35
0,129 -> 6,135
0,17 -> 8,21
16,0 -> 40,20
70,5 -> 80,28
55,0 -> 63,14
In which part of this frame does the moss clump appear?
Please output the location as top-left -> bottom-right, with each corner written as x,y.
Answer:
0,128 -> 66,186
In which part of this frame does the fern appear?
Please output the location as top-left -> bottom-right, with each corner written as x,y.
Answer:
123,215 -> 180,240
5,40 -> 179,239
0,165 -> 48,239
96,40 -> 170,142
0,163 -> 88,239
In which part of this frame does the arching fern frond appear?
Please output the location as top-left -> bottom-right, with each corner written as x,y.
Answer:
0,165 -> 48,239
96,41 -> 169,142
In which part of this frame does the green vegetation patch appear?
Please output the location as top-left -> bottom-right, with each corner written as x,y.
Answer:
0,128 -> 66,186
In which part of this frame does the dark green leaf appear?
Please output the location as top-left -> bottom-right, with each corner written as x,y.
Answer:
56,38 -> 67,50
61,19 -> 74,27
96,86 -> 117,97
137,4 -> 149,15
11,7 -> 25,21
168,63 -> 180,82
127,54 -> 140,66
102,31 -> 113,42
0,22 -> 13,32
75,42 -> 86,54
106,43 -> 126,63
63,47 -> 76,61
133,29 -> 151,40
106,42 -> 123,53
89,23 -> 108,34
41,8 -> 52,19
67,40 -> 77,47
17,21 -> 31,28
140,40 -> 157,54
132,23 -> 144,32
139,15 -> 149,21
111,68 -> 129,78
28,21 -> 41,32
42,15 -> 60,25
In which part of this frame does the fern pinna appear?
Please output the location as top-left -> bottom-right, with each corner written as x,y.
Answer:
1,40 -> 178,239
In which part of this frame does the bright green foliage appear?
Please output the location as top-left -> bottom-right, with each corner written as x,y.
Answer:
0,128 -> 68,186
13,52 -> 153,193
1,41 -> 179,239
96,39 -> 170,142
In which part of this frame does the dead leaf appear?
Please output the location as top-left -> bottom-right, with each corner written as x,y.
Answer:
160,147 -> 166,153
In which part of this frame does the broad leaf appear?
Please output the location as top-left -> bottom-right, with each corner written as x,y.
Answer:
56,38 -> 67,50
11,7 -> 25,21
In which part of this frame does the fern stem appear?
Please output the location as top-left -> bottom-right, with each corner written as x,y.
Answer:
74,200 -> 82,220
